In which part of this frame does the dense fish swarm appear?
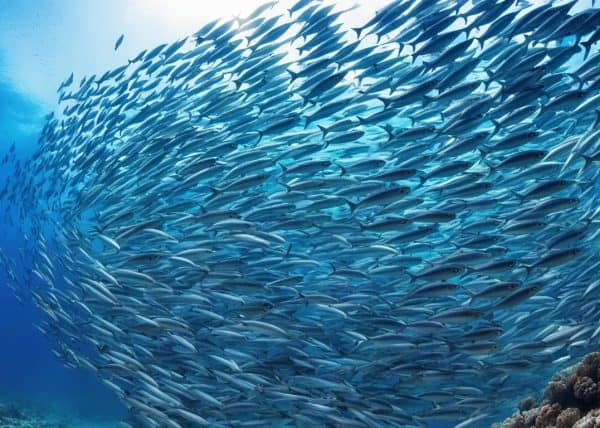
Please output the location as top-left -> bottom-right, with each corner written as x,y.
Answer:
2,0 -> 600,426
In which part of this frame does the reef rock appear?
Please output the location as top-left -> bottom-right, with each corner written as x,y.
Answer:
493,353 -> 600,428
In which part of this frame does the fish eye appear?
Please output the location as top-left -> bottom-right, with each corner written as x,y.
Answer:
453,267 -> 460,273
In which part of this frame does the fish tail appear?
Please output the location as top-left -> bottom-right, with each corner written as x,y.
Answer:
474,36 -> 484,50
287,69 -> 299,83
345,198 -> 358,213
509,189 -> 524,203
277,179 -> 291,193
580,40 -> 593,61
483,159 -> 497,175
352,27 -> 364,40
580,155 -> 594,175
328,262 -> 337,275
592,110 -> 600,129
207,186 -> 220,200
490,119 -> 501,136
477,147 -> 489,159
299,94 -> 309,107
422,94 -> 434,106
377,96 -> 391,109
335,163 -> 346,176
317,124 -> 328,139
380,123 -> 393,141
256,131 -> 264,143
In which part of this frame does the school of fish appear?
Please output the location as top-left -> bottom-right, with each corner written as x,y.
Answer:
1,0 -> 600,426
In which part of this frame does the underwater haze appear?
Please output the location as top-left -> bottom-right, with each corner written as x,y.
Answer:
1,0 -> 600,427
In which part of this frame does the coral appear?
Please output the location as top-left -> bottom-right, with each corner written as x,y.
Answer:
524,408 -> 542,427
492,413 -> 527,428
556,408 -> 582,428
493,353 -> 600,428
576,353 -> 600,381
546,379 -> 572,407
520,396 -> 538,412
573,409 -> 600,428
536,403 -> 562,428
573,377 -> 600,404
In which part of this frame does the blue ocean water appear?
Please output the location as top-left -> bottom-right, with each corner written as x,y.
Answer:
1,0 -> 600,427
0,82 -> 126,425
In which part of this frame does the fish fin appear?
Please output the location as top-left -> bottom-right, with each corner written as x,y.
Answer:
317,124 -> 328,138
581,40 -> 594,61
299,94 -> 309,107
473,36 -> 484,50
483,159 -> 497,175
377,96 -> 391,108
345,198 -> 358,213
566,72 -> 583,89
580,155 -> 594,175
490,119 -> 501,136
329,262 -> 337,275
277,179 -> 291,193
381,125 -> 394,143
352,27 -> 364,40
422,95 -> 435,106
287,69 -> 299,83
278,162 -> 288,173
509,190 -> 524,203
592,110 -> 600,130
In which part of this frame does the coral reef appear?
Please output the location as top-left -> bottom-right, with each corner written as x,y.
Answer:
493,353 -> 600,428
0,401 -> 113,428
